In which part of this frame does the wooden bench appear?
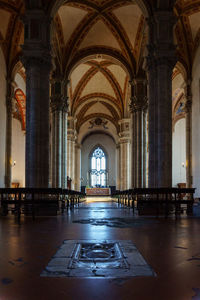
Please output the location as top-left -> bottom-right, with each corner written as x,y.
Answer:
0,188 -> 86,223
112,188 -> 195,217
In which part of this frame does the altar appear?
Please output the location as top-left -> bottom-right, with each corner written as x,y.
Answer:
86,187 -> 110,196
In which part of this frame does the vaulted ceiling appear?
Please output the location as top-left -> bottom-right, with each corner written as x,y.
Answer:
52,1 -> 146,134
0,0 -> 200,133
53,1 -> 145,75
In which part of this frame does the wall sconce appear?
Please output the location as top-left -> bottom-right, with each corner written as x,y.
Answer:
182,162 -> 185,168
13,160 -> 16,166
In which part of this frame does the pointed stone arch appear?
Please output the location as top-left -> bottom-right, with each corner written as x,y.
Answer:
48,0 -> 151,19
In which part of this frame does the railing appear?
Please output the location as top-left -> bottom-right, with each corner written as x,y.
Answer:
112,188 -> 196,217
0,188 -> 86,223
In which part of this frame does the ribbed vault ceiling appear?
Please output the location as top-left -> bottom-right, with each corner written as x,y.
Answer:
0,0 -> 200,132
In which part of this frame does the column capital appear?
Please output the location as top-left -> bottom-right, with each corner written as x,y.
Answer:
22,55 -> 52,71
146,52 -> 177,71
67,131 -> 77,142
51,76 -> 69,112
118,137 -> 131,144
22,6 -> 52,70
67,116 -> 76,129
118,119 -> 131,141
75,143 -> 81,150
67,117 -> 77,141
129,75 -> 147,113
50,96 -> 68,112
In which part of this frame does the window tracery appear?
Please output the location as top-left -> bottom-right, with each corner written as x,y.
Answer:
90,147 -> 107,187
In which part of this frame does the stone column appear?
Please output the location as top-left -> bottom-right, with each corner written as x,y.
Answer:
67,136 -> 71,182
116,144 -> 120,190
22,5 -> 52,187
119,119 -> 131,190
143,106 -> 148,188
136,108 -> 143,187
62,109 -> 68,188
71,137 -> 75,189
129,81 -> 137,188
129,78 -> 147,188
185,82 -> 192,188
146,49 -> 157,187
75,143 -> 81,191
5,80 -> 14,187
50,76 -> 68,188
146,8 -> 177,187
67,116 -> 76,189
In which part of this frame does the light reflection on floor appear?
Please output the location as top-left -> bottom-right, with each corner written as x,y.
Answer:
85,196 -> 112,202
1,198 -> 200,300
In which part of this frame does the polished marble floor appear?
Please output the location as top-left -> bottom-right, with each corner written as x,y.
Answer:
0,199 -> 200,300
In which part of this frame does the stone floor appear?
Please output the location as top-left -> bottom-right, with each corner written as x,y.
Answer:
0,199 -> 200,300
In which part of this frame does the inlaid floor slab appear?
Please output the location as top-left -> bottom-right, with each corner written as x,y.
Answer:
41,239 -> 156,278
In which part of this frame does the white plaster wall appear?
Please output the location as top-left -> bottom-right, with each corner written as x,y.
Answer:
0,47 -> 7,187
172,118 -> 186,186
11,118 -> 25,187
81,133 -> 116,187
192,45 -> 200,196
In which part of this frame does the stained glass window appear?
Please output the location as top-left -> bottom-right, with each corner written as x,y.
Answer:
90,147 -> 107,187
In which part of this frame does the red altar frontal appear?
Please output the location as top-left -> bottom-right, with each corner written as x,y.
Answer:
86,188 -> 110,196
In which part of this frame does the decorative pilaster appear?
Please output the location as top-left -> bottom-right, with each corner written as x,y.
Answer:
185,81 -> 192,188
22,4 -> 52,187
118,119 -> 131,190
146,8 -> 177,187
5,80 -> 15,187
50,76 -> 68,188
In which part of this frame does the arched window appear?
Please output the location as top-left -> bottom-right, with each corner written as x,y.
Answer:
90,147 -> 107,187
